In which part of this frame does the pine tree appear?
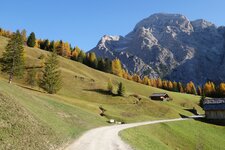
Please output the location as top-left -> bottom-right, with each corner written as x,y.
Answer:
1,30 -> 25,83
117,82 -> 125,96
27,32 -> 36,47
40,50 -> 62,94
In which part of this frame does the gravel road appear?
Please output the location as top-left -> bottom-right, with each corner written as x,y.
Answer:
65,116 -> 203,150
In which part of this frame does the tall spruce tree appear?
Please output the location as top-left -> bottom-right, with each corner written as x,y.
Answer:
1,30 -> 25,83
40,50 -> 62,94
27,32 -> 36,47
117,82 -> 125,96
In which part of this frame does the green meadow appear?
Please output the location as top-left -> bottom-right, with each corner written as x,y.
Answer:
1,35 -> 222,150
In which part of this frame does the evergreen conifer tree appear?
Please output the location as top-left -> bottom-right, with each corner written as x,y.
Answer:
27,32 -> 36,47
117,82 -> 125,96
1,30 -> 25,83
40,50 -> 62,94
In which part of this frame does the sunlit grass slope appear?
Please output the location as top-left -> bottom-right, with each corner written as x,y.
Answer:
121,120 -> 225,150
0,35 -> 204,149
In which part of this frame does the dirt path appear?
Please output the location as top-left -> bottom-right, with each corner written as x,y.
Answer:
65,116 -> 203,150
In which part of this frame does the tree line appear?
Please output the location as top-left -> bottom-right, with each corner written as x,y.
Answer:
0,30 -> 61,94
25,31 -> 113,73
1,28 -> 225,98
110,58 -> 225,98
1,27 -> 113,73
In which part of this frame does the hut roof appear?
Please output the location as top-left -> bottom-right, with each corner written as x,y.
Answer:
203,98 -> 225,111
151,93 -> 168,97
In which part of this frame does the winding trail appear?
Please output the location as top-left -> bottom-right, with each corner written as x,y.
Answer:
65,116 -> 203,150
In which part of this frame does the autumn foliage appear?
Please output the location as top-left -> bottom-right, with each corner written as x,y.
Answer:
2,27 -> 225,98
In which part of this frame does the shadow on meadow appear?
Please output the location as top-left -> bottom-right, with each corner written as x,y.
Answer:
83,88 -> 119,96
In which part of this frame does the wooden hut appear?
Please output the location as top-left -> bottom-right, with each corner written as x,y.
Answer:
203,98 -> 225,119
150,93 -> 169,101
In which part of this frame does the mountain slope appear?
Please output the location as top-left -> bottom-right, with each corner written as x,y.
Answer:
0,35 -> 203,149
90,13 -> 225,84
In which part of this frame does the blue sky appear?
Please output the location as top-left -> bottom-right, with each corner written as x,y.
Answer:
0,0 -> 225,51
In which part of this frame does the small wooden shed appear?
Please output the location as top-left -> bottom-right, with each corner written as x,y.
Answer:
203,98 -> 225,119
150,93 -> 169,101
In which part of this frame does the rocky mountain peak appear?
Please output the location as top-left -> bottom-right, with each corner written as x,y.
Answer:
191,19 -> 216,31
131,13 -> 193,35
90,13 -> 225,85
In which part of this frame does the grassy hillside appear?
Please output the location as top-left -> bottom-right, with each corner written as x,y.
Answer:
0,79 -> 106,149
0,91 -> 57,150
0,35 -> 205,149
121,120 -> 225,150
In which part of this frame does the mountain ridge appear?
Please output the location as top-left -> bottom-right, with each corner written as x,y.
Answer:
90,13 -> 225,85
